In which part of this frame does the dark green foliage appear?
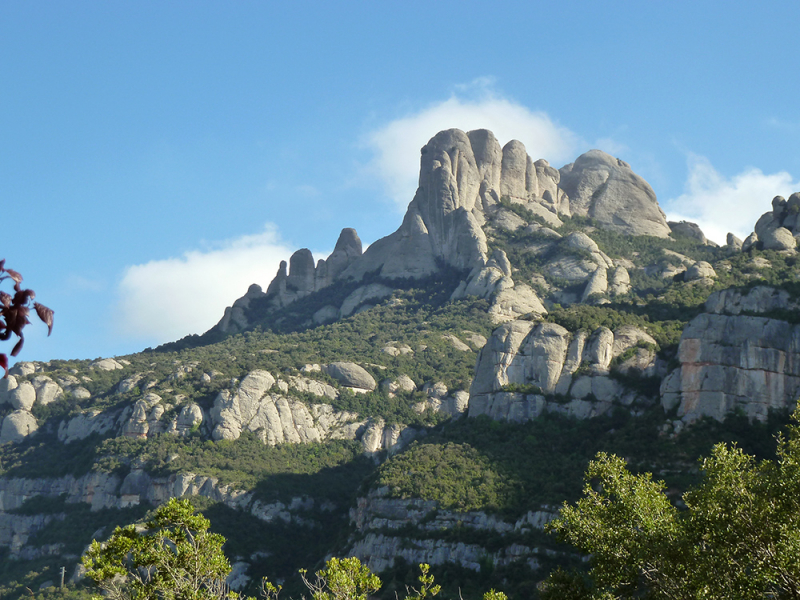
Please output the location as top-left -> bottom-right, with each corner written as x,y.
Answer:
375,410 -> 794,518
544,408 -> 800,599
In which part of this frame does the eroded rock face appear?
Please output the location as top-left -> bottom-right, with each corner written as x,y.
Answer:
348,487 -> 555,573
662,286 -> 800,422
559,150 -> 670,237
58,410 -> 117,444
208,369 -> 362,445
470,320 -> 659,422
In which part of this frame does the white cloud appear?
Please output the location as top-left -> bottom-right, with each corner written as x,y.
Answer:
664,154 -> 800,245
364,84 -> 582,210
115,225 -> 294,344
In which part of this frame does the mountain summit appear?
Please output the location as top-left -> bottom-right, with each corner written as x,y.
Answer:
218,128 -> 669,334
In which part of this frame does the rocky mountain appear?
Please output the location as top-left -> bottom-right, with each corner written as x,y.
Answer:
1,129 -> 799,599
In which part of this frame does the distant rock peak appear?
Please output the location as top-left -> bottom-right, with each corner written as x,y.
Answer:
217,128 -> 672,334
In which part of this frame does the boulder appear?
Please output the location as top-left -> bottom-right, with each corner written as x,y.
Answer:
500,140 -> 530,199
742,232 -> 759,252
489,284 -> 547,324
31,376 -> 62,406
668,220 -> 707,244
726,233 -> 743,250
0,376 -> 18,405
442,334 -> 471,352
9,382 -> 36,411
9,362 -> 37,377
175,404 -> 203,436
324,362 -> 377,391
684,261 -> 717,282
382,375 -> 417,396
0,410 -> 38,444
58,409 -> 116,443
92,358 -> 124,371
492,208 -> 526,232
313,305 -> 339,325
762,227 -> 796,251
609,266 -> 631,296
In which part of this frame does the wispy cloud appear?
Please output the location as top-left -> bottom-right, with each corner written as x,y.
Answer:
664,154 -> 800,245
364,81 -> 583,211
114,224 -> 293,344
765,117 -> 800,133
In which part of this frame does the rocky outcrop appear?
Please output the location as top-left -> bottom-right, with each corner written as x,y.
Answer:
0,410 -> 38,444
684,261 -> 716,282
348,487 -> 557,572
451,249 -> 547,323
669,220 -> 708,244
209,382 -> 354,444
205,368 -> 411,453
470,321 -> 660,421
323,362 -> 377,391
219,228 -> 364,333
215,129 -> 673,336
58,409 -> 117,443
742,193 -> 800,252
661,286 -> 800,423
559,150 -> 670,237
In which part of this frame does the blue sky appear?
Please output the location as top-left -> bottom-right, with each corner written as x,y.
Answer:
3,1 -> 800,363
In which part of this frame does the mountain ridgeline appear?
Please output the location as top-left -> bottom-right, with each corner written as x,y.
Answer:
2,128 -> 800,599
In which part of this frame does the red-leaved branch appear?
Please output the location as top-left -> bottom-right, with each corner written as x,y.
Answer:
0,259 -> 53,377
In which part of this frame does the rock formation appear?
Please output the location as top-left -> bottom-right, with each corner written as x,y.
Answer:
559,150 -> 670,237
469,321 -> 660,422
216,129 -> 669,334
661,287 -> 800,423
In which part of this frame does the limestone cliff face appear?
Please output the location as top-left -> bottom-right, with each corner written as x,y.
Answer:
347,487 -> 557,573
661,287 -> 800,423
469,321 -> 662,421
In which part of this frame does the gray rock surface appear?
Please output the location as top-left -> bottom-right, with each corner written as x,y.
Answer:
669,220 -> 708,244
609,266 -> 631,296
58,410 -> 118,444
559,150 -> 670,237
9,382 -> 36,411
0,410 -> 38,444
339,284 -> 393,318
727,232 -> 743,250
323,362 -> 376,391
582,267 -> 608,302
348,488 -> 557,573
470,321 -> 658,422
91,358 -> 124,371
31,376 -> 62,406
762,227 -> 796,251
0,376 -> 18,405
661,290 -> 800,423
684,261 -> 717,282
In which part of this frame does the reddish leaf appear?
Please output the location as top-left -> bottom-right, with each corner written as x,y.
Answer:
34,303 -> 54,335
13,289 -> 33,305
0,354 -> 6,378
5,269 -> 22,284
10,337 -> 23,357
0,259 -> 5,272
0,292 -> 10,307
